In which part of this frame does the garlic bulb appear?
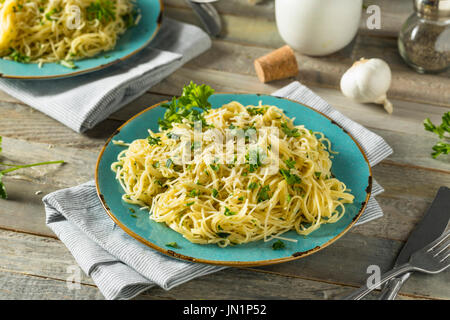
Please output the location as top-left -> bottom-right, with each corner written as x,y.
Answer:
340,58 -> 393,114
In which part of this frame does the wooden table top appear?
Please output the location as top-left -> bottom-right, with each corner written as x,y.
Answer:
0,0 -> 448,300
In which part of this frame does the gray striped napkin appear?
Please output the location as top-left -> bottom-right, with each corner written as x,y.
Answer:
43,81 -> 392,300
0,18 -> 211,133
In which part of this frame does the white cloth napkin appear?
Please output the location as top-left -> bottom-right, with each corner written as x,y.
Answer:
0,18 -> 211,133
43,81 -> 393,300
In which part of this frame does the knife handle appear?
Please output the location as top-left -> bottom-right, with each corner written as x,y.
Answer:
378,272 -> 411,300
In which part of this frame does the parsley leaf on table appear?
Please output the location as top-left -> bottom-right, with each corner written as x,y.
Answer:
0,136 -> 64,199
424,112 -> 450,158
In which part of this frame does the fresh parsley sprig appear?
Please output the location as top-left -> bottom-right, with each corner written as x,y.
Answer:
0,136 -> 64,199
158,82 -> 215,131
424,112 -> 450,158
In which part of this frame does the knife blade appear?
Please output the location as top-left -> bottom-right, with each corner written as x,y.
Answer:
378,186 -> 450,299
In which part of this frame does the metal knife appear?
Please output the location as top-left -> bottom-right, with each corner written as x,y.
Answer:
186,0 -> 222,37
378,186 -> 450,299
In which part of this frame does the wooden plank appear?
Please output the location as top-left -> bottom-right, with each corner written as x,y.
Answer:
0,229 -> 94,286
140,267 -> 419,300
0,137 -> 98,188
0,179 -> 59,237
0,118 -> 448,240
183,40 -> 450,107
2,85 -> 449,173
0,130 -> 448,204
254,231 -> 450,300
152,67 -> 449,129
353,195 -> 433,243
0,230 -> 427,300
0,100 -> 119,149
373,163 -> 449,200
1,266 -> 414,300
0,271 -> 103,300
0,174 -> 439,242
3,37 -> 447,107
164,0 -> 412,38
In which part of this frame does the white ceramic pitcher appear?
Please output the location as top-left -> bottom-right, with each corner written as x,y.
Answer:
275,0 -> 363,56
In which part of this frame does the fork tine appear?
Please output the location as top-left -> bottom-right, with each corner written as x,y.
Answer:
440,253 -> 449,263
425,230 -> 450,253
433,240 -> 449,257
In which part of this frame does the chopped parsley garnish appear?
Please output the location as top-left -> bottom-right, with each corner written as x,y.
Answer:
130,214 -> 137,218
314,172 -> 321,179
45,8 -> 58,21
166,242 -> 179,248
217,232 -> 230,238
8,49 -> 30,63
191,141 -> 201,151
224,207 -> 237,216
129,208 -> 135,213
212,188 -> 218,197
248,182 -> 259,190
189,189 -> 200,197
86,0 -> 116,22
284,158 -> 296,169
247,106 -> 267,115
60,60 -> 77,69
286,194 -> 292,203
122,11 -> 136,28
257,185 -> 271,202
158,82 -> 214,131
166,132 -> 179,140
280,169 -> 302,185
186,201 -> 195,207
245,147 -> 264,173
281,122 -> 301,137
272,240 -> 285,250
147,135 -> 161,146
166,159 -> 173,168
152,161 -> 160,169
209,164 -> 220,172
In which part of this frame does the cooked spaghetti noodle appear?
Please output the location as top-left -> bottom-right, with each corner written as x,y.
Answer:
112,102 -> 354,247
0,0 -> 136,65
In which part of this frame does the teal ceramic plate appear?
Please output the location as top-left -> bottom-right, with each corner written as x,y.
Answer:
0,0 -> 163,80
96,94 -> 372,267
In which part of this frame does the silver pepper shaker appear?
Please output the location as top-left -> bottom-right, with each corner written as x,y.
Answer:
398,0 -> 450,73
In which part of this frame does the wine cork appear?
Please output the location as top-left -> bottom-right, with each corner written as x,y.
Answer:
254,45 -> 298,83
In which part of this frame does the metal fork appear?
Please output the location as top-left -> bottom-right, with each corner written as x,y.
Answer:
344,230 -> 450,300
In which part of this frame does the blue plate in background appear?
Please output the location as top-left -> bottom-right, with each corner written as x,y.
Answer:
0,0 -> 163,80
96,94 -> 372,266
